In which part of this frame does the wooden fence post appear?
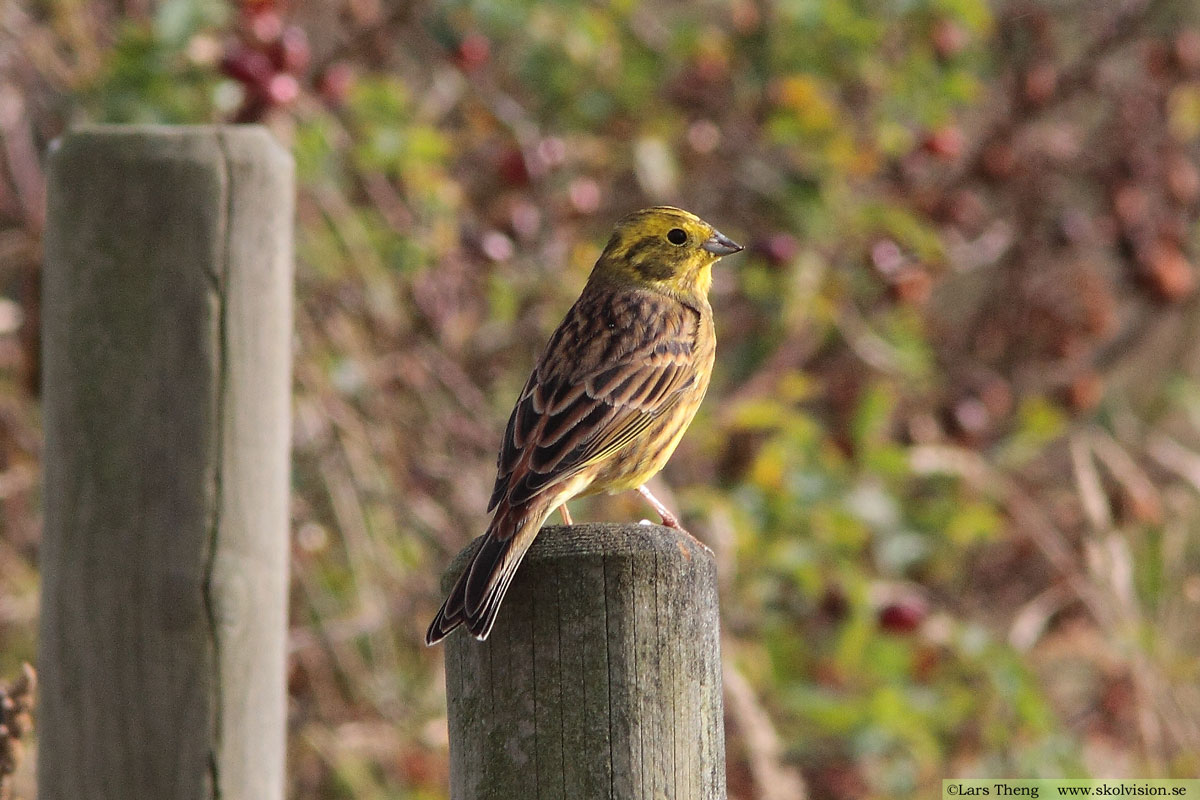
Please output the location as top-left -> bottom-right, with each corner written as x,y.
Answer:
443,522 -> 726,799
37,126 -> 294,800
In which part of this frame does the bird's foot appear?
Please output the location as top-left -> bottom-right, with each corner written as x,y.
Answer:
635,484 -> 712,554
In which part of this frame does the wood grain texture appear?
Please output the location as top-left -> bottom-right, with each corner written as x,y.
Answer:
37,126 -> 294,800
443,523 -> 725,800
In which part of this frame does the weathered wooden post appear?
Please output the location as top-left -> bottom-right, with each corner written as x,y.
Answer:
38,126 -> 294,799
443,522 -> 725,799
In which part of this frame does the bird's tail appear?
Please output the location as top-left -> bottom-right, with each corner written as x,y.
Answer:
425,500 -> 552,645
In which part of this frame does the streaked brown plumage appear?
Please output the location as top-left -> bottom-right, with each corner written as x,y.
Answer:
426,206 -> 742,644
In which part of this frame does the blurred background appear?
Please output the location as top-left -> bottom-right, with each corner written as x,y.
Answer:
3,0 -> 1200,797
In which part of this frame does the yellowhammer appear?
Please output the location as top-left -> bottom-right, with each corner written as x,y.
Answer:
426,206 -> 743,644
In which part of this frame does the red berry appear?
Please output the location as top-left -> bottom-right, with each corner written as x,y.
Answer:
248,9 -> 283,45
480,230 -> 515,262
1022,62 -> 1058,106
456,32 -> 490,71
220,46 -> 274,86
869,239 -> 904,278
951,397 -> 990,439
890,267 -> 932,305
931,18 -> 968,60
878,600 -> 927,634
497,147 -> 530,187
266,73 -> 300,105
535,136 -> 567,169
318,63 -> 355,106
509,201 -> 542,239
569,178 -> 601,214
1175,28 -> 1200,73
273,26 -> 310,73
1139,241 -> 1196,302
1065,371 -> 1104,413
921,126 -> 964,160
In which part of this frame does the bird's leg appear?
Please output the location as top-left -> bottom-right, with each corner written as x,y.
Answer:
635,485 -> 713,555
558,504 -> 574,526
636,484 -> 683,530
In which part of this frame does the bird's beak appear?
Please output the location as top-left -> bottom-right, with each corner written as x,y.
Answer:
702,229 -> 744,256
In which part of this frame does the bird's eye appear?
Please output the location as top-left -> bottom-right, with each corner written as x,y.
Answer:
666,228 -> 688,245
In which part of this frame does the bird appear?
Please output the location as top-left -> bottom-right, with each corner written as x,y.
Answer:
425,206 -> 743,644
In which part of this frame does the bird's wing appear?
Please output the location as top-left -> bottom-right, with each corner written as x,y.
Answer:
487,287 -> 700,519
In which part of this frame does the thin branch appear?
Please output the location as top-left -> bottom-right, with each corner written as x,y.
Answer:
723,656 -> 808,800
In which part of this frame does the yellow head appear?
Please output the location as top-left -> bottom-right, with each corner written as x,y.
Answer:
590,206 -> 743,300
